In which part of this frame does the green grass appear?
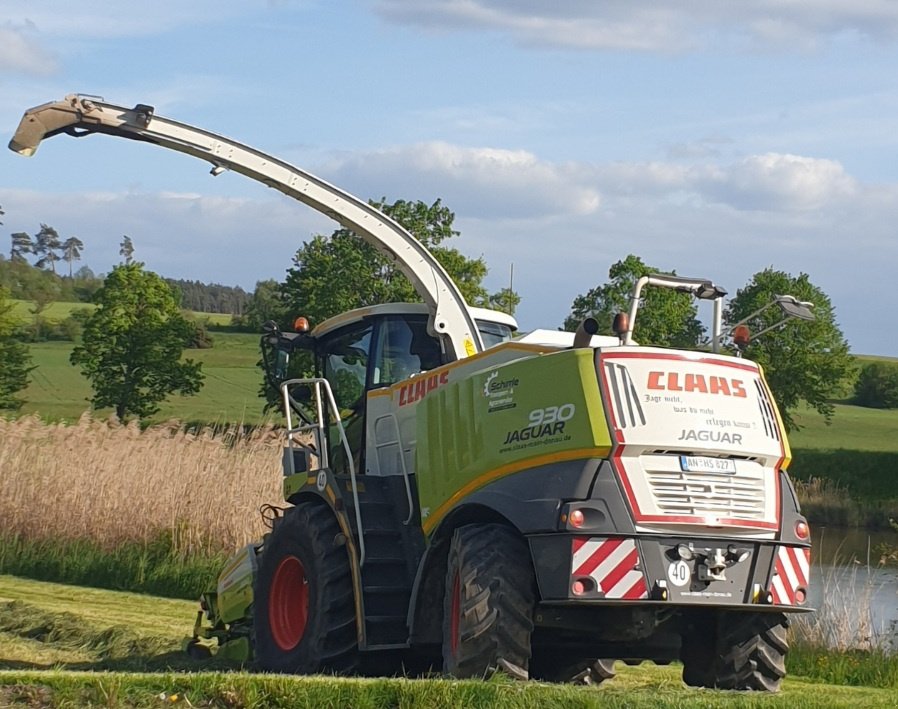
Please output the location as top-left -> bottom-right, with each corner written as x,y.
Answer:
8,299 -> 94,325
20,333 -> 269,424
2,576 -> 898,708
790,403 -> 898,453
2,671 -> 896,709
0,534 -> 229,600
9,298 -> 233,326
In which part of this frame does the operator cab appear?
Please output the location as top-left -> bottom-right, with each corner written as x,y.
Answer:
265,303 -> 517,478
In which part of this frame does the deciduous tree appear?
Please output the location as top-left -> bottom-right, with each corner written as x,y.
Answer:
71,263 -> 204,420
280,198 -> 518,327
725,268 -> 852,431
563,254 -> 705,347
854,361 -> 898,409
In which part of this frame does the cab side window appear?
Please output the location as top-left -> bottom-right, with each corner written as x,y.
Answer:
372,316 -> 443,387
321,323 -> 373,412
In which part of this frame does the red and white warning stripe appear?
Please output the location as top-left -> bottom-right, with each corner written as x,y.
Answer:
571,537 -> 648,600
769,545 -> 810,606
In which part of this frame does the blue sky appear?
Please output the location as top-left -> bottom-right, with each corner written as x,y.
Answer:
2,1 -> 897,354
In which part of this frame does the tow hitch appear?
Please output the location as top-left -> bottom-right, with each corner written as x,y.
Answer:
673,543 -> 751,583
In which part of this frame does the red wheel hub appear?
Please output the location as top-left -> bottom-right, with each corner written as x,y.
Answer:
269,555 -> 309,651
449,570 -> 461,655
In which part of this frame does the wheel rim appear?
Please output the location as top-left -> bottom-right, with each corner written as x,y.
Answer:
449,569 -> 461,656
269,555 -> 309,651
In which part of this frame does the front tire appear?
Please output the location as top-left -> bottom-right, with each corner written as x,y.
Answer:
254,502 -> 358,674
681,611 -> 789,692
442,523 -> 536,679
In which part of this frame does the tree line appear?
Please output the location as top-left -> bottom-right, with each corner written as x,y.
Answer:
2,228 -> 250,315
1,197 -> 894,423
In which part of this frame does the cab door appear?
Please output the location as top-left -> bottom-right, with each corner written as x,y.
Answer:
319,321 -> 374,476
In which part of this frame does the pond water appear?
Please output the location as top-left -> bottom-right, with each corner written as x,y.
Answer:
806,527 -> 898,647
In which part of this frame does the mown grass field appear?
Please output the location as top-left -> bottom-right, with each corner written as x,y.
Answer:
2,575 -> 897,709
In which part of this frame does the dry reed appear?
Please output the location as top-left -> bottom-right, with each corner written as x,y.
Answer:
0,414 -> 283,557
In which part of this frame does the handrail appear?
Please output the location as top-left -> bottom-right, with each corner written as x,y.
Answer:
280,377 -> 366,567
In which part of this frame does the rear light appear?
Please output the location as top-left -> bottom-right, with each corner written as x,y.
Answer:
795,520 -> 810,540
569,509 -> 585,529
572,580 -> 586,595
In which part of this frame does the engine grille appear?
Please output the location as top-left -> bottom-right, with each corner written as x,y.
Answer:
644,464 -> 767,520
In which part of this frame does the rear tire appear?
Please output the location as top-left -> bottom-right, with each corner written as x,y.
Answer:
254,502 -> 358,674
442,523 -> 536,679
681,611 -> 788,692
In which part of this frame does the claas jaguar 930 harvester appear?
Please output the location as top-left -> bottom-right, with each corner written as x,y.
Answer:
11,95 -> 813,691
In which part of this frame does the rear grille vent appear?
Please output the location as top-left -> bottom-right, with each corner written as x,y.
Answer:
645,468 -> 767,520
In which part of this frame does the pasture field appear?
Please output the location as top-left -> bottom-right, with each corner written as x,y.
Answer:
20,333 -> 268,424
2,576 -> 896,709
789,402 -> 898,453
8,298 -> 233,326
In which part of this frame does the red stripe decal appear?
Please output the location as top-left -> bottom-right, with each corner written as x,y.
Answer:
575,539 -> 623,578
785,546 -> 808,588
621,576 -> 648,600
599,548 -> 638,593
571,537 -> 588,554
774,557 -> 795,605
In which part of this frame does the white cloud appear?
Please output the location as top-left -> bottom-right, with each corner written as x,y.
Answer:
317,141 -> 601,219
698,153 -> 858,211
374,0 -> 898,51
0,26 -> 58,75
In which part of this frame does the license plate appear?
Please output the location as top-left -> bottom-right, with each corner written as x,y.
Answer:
680,455 -> 736,474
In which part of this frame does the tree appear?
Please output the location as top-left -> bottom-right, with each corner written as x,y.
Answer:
119,235 -> 134,264
70,263 -> 204,420
25,277 -> 61,341
854,362 -> 898,409
280,198 -> 518,326
242,279 -> 287,331
33,224 -> 62,273
10,232 -> 33,264
0,286 -> 33,411
725,268 -> 852,431
62,236 -> 85,278
563,254 -> 705,347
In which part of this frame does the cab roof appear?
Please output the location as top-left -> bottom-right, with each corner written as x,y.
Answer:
311,303 -> 518,340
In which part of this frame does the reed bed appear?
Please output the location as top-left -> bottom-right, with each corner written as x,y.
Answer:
0,414 -> 283,558
793,476 -> 898,530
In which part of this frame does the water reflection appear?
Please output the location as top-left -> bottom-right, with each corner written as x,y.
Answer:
807,527 -> 898,647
